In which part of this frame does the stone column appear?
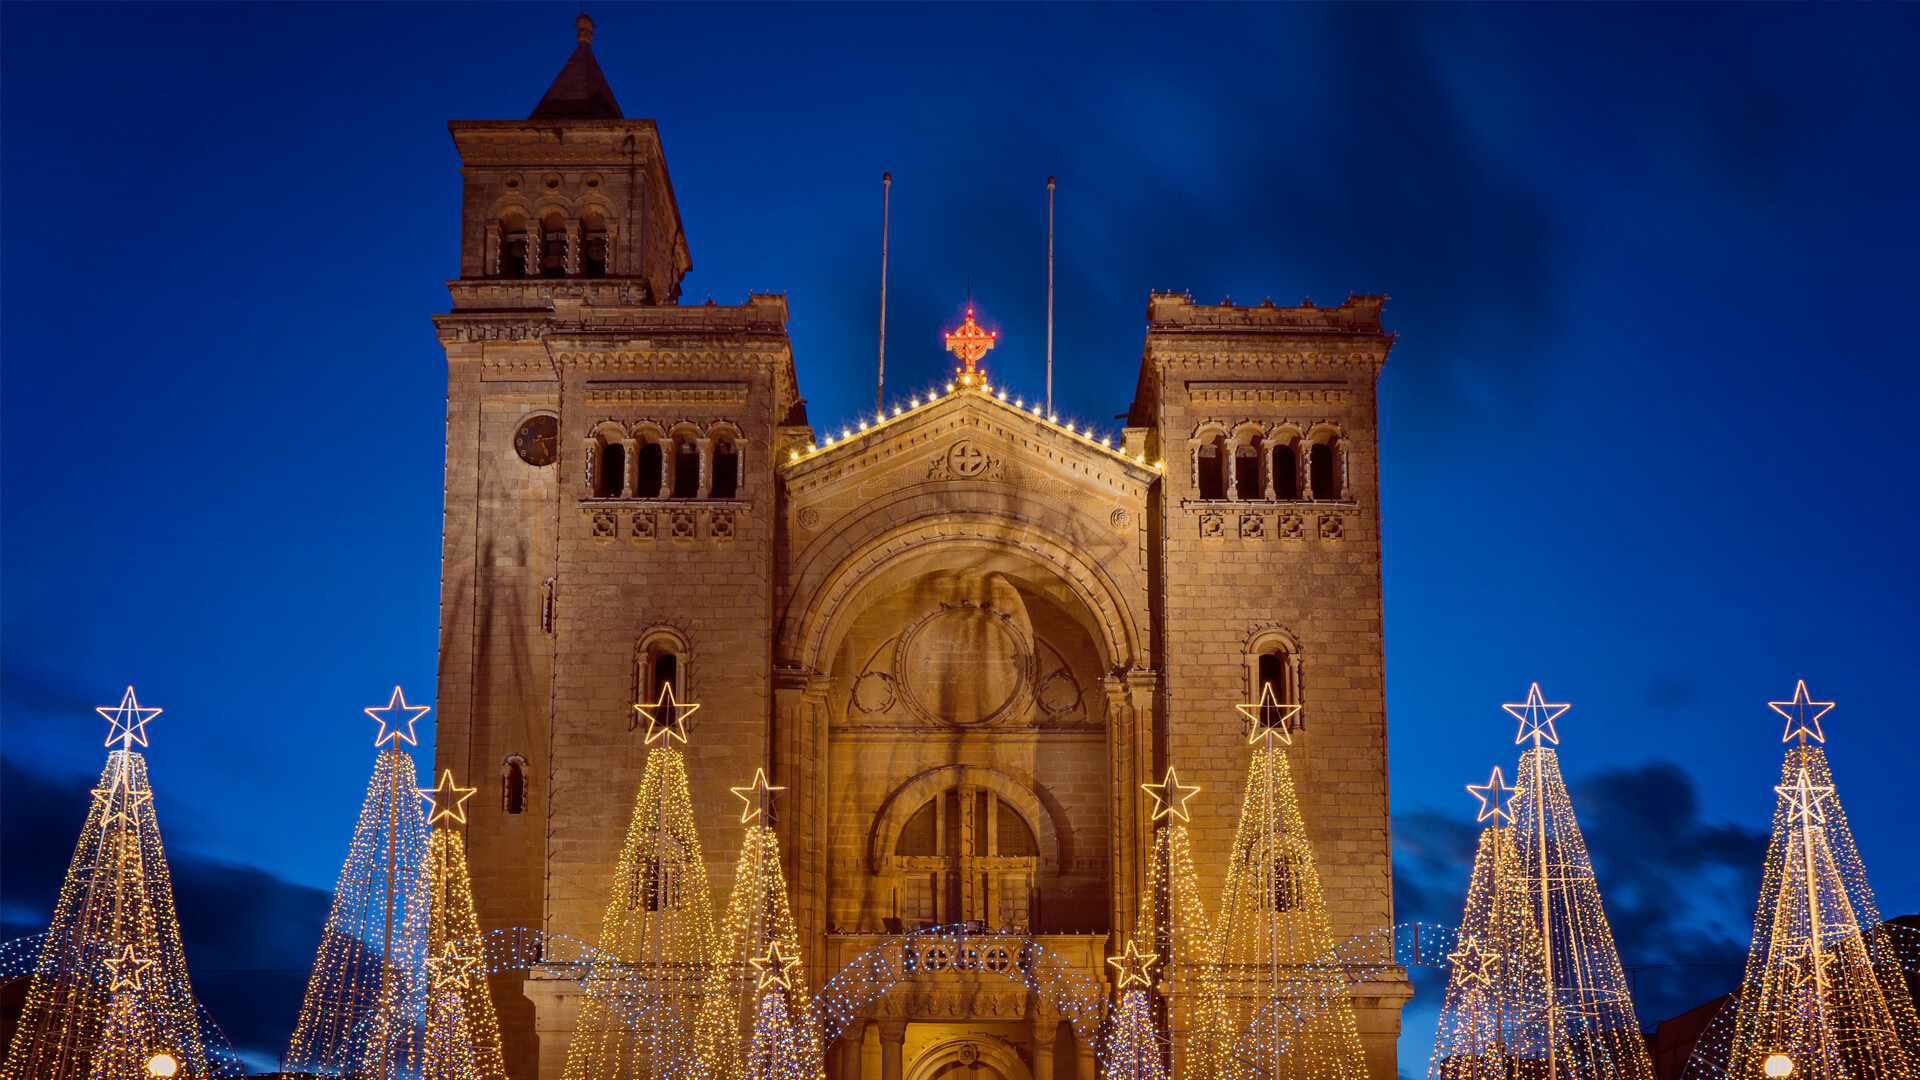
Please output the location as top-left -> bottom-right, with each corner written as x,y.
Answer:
1103,671 -> 1160,945
773,669 -> 833,991
877,1019 -> 908,1080
1029,1013 -> 1059,1080
838,1019 -> 867,1080
1075,1032 -> 1097,1080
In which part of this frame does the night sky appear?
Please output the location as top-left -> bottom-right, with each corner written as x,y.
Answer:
3,3 -> 1917,1074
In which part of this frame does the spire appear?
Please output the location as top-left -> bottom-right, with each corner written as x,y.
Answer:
530,14 -> 623,120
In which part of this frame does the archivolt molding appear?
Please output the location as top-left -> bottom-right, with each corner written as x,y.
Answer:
779,507 -> 1145,674
905,1036 -> 1033,1080
868,765 -> 1061,875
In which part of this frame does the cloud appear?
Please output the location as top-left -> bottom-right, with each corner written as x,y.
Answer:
0,756 -> 331,1066
1394,759 -> 1767,1031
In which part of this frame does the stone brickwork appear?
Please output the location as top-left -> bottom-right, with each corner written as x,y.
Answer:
433,24 -> 1408,1080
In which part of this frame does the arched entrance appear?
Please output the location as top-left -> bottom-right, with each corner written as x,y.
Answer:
907,1035 -> 1035,1080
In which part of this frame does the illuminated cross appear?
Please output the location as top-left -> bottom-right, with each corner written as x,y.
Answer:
1504,683 -> 1569,747
634,684 -> 699,745
1768,680 -> 1834,746
97,687 -> 161,751
1775,766 -> 1834,826
1466,765 -> 1520,824
1142,766 -> 1202,822
1107,939 -> 1158,989
1236,683 -> 1300,745
944,307 -> 997,389
103,944 -> 154,992
730,768 -> 786,823
749,939 -> 803,990
419,769 -> 478,826
366,686 -> 431,748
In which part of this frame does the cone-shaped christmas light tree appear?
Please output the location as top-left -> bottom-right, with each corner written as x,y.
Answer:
1107,940 -> 1171,1080
699,767 -> 823,1080
1428,767 -> 1549,1080
1503,684 -> 1652,1080
565,686 -> 721,1080
419,769 -> 507,1079
286,688 -> 435,1076
3,689 -> 212,1080
1137,767 -> 1224,1080
1210,689 -> 1368,1080
742,989 -> 807,1080
1724,682 -> 1920,1080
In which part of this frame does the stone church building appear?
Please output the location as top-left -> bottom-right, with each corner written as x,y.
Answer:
431,19 -> 1409,1080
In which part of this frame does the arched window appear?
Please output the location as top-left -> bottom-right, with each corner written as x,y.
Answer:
1272,441 -> 1300,500
499,211 -> 530,278
634,439 -> 663,498
673,441 -> 700,498
1249,637 -> 1301,737
502,755 -> 528,815
539,213 -> 568,279
893,790 -> 1038,930
711,440 -> 739,499
1309,439 -> 1341,500
1234,442 -> 1262,500
652,653 -> 678,699
582,209 -> 609,278
594,441 -> 626,498
634,630 -> 690,714
1196,436 -> 1226,500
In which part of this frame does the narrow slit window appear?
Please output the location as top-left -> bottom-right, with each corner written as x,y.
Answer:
1273,443 -> 1299,500
711,442 -> 739,499
1309,441 -> 1340,500
673,443 -> 700,498
503,757 -> 527,815
596,442 -> 625,498
1197,439 -> 1225,500
635,442 -> 663,498
652,653 -> 679,700
1235,444 -> 1262,500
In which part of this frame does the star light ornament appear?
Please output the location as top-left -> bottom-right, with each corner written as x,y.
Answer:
1107,939 -> 1158,989
1768,680 -> 1834,745
1466,766 -> 1519,824
731,768 -> 786,823
634,683 -> 700,745
93,768 -> 154,828
1774,767 -> 1834,826
103,944 -> 155,992
98,686 -> 161,750
748,940 -> 804,990
1236,683 -> 1301,745
420,770 -> 478,826
425,951 -> 482,991
1445,935 -> 1495,989
366,686 -> 431,747
1142,766 -> 1202,822
1503,682 -> 1569,747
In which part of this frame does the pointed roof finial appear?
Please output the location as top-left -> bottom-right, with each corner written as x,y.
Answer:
531,13 -> 623,120
576,12 -> 595,44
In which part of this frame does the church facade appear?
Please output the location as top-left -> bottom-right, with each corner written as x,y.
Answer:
431,20 -> 1409,1080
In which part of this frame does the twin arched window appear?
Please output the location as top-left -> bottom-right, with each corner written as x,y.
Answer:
592,431 -> 744,501
1194,429 -> 1342,502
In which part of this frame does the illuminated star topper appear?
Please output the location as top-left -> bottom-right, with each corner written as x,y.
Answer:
1236,683 -> 1300,745
1504,683 -> 1569,747
420,769 -> 478,826
426,950 -> 482,991
634,684 -> 699,745
1775,766 -> 1835,826
103,944 -> 155,992
730,768 -> 786,823
944,307 -> 997,388
366,686 -> 430,748
1142,766 -> 1202,822
1769,680 -> 1834,746
93,766 -> 153,829
748,939 -> 803,990
1107,939 -> 1158,989
1466,766 -> 1520,824
97,687 -> 161,750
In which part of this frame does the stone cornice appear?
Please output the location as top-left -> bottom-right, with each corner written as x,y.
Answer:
449,119 -> 664,166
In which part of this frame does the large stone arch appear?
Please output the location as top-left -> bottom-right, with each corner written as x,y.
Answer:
907,1035 -> 1034,1080
869,765 -> 1062,874
778,501 -> 1146,676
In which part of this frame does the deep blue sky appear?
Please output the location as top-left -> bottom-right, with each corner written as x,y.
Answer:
4,3 -> 1917,1073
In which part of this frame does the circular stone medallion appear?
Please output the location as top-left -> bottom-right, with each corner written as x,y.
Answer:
896,605 -> 1031,727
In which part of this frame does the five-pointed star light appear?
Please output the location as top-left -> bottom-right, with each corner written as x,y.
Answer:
426,950 -> 483,990
730,769 -> 786,823
420,769 -> 478,826
1466,766 -> 1520,824
1446,935 -> 1494,987
634,684 -> 700,745
1142,766 -> 1202,822
1107,939 -> 1158,989
748,940 -> 803,990
1235,683 -> 1301,746
92,766 -> 153,828
1769,680 -> 1835,745
97,686 -> 161,751
1504,683 -> 1570,747
1775,766 -> 1835,825
1795,947 -> 1836,990
366,686 -> 431,748
103,944 -> 155,992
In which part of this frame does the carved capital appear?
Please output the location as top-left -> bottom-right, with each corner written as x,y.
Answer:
876,1018 -> 909,1043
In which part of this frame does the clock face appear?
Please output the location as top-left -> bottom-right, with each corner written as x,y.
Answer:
513,415 -> 558,467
